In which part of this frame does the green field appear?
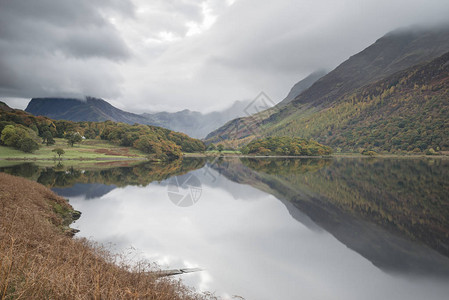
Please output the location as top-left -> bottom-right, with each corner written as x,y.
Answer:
0,138 -> 148,161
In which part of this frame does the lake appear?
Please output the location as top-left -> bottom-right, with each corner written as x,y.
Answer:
1,157 -> 449,300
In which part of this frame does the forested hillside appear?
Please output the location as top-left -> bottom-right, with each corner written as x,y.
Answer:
265,51 -> 449,152
206,27 -> 449,153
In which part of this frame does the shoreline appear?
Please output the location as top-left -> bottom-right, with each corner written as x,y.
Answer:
183,152 -> 449,159
2,150 -> 448,163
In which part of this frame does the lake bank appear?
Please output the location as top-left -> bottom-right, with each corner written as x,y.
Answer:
0,173 -> 214,299
3,138 -> 447,163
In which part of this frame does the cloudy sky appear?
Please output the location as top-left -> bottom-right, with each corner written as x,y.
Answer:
1,0 -> 449,113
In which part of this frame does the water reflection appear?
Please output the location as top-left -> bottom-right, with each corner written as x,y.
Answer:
1,158 -> 449,300
235,157 -> 449,270
0,158 -> 206,197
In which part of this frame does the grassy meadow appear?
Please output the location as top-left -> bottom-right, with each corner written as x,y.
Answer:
0,138 -> 148,161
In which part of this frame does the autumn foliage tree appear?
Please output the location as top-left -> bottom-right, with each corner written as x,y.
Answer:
0,124 -> 40,153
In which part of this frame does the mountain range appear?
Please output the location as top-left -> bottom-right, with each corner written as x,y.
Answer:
25,97 -> 248,139
24,70 -> 324,139
206,25 -> 449,153
21,26 -> 449,152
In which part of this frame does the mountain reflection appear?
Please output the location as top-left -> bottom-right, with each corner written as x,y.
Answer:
211,157 -> 449,276
1,157 -> 449,277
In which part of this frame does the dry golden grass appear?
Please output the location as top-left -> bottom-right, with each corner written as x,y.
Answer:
0,173 -> 217,300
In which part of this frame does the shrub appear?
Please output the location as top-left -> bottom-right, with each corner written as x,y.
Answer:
19,137 -> 39,153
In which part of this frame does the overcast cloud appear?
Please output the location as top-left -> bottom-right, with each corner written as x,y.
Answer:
1,0 -> 449,113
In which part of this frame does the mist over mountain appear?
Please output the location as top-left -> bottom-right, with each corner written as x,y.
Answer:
288,25 -> 449,107
24,68 -> 327,139
22,26 -> 449,151
141,100 -> 255,138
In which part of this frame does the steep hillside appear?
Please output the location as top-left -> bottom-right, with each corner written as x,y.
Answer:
266,51 -> 449,152
206,26 -> 449,152
289,26 -> 449,107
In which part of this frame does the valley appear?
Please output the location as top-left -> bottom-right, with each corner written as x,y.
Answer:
1,3 -> 449,299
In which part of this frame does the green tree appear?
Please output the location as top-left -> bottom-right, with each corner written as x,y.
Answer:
217,144 -> 224,152
240,145 -> 249,154
42,131 -> 55,146
1,125 -> 39,152
19,137 -> 39,153
52,148 -> 65,160
207,144 -> 216,151
65,132 -> 82,147
0,125 -> 19,146
361,150 -> 377,157
83,128 -> 97,139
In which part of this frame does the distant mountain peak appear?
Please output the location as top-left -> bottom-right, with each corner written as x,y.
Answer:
25,97 -> 146,124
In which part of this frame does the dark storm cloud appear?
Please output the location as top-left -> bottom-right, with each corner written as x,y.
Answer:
128,0 -> 206,40
0,0 -> 133,99
2,0 -> 449,112
203,0 -> 449,75
172,0 -> 449,111
60,28 -> 130,60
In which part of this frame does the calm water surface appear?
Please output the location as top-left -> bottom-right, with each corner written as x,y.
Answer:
1,158 -> 449,300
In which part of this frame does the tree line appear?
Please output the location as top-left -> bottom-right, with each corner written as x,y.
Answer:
0,104 -> 206,159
